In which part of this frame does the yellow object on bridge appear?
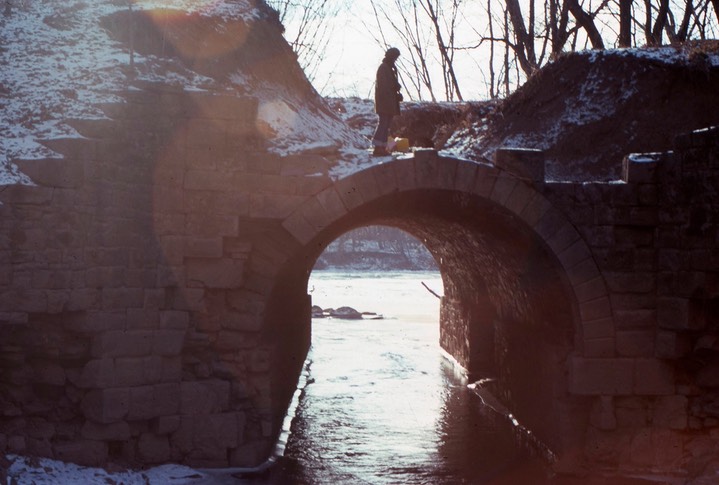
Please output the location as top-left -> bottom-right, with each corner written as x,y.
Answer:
388,137 -> 410,153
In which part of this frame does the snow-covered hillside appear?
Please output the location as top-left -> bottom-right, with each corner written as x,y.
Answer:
0,0 -> 369,188
442,44 -> 719,181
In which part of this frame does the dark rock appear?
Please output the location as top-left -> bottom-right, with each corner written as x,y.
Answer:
329,306 -> 362,320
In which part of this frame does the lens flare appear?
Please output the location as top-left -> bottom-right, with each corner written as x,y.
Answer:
136,2 -> 251,60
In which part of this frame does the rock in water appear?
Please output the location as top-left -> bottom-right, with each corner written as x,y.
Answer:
311,305 -> 325,318
329,306 -> 363,320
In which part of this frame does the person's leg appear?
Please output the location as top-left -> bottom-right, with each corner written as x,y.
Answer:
372,114 -> 393,153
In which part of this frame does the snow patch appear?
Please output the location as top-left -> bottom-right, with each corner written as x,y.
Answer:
5,455 -> 238,485
627,152 -> 664,163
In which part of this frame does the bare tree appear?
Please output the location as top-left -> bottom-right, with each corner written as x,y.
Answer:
267,0 -> 345,83
365,0 -> 438,101
272,0 -> 719,101
418,0 -> 464,100
364,0 -> 469,101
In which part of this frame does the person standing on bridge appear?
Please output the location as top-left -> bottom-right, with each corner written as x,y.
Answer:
372,47 -> 403,157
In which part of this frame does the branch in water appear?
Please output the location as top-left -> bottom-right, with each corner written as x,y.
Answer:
421,281 -> 441,299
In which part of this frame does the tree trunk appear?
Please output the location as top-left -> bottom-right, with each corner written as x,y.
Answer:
505,0 -> 538,75
619,0 -> 632,46
650,0 -> 671,44
566,0 -> 606,49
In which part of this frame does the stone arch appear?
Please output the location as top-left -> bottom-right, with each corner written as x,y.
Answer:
268,152 -> 612,456
281,154 -> 611,351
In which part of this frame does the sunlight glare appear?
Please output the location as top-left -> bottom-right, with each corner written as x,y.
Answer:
141,5 -> 251,60
256,99 -> 298,139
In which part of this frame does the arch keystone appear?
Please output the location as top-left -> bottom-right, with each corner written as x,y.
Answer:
391,157 -> 418,191
415,154 -> 458,189
367,162 -> 400,196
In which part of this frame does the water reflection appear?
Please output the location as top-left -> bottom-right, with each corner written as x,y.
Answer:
271,309 -> 536,483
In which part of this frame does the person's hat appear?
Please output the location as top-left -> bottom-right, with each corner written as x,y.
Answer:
385,47 -> 400,60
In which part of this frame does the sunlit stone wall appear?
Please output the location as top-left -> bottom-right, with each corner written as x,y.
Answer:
0,86 -> 322,468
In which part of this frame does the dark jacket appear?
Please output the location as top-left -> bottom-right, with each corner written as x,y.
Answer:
374,59 -> 402,116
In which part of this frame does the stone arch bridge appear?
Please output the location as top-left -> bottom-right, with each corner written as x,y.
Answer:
1,88 -> 718,479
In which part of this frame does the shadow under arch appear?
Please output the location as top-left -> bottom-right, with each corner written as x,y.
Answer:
265,155 -> 607,460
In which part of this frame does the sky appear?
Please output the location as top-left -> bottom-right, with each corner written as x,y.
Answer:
278,1 -> 493,101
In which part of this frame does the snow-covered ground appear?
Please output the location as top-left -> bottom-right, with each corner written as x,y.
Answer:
4,455 -> 248,485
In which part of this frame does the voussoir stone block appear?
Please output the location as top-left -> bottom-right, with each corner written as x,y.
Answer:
282,211 -> 315,245
453,160 -> 478,193
366,162 -> 399,196
392,158 -> 418,190
416,154 -> 457,189
333,177 -> 365,210
579,297 -> 612,322
489,172 -> 519,206
353,168 -> 382,202
315,186 -> 348,220
473,166 -> 499,197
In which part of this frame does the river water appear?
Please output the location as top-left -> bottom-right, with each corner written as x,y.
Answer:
256,270 -> 661,485
268,270 -> 551,484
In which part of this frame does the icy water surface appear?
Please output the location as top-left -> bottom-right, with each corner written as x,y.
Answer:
275,271 -> 542,484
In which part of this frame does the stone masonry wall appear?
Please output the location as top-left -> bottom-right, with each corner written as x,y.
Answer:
542,126 -> 719,478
